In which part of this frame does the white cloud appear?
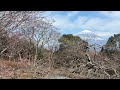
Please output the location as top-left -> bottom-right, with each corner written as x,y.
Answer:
80,17 -> 104,30
45,11 -> 120,38
95,32 -> 113,37
53,15 -> 89,31
99,11 -> 120,18
73,16 -> 88,28
67,11 -> 80,17
53,15 -> 73,29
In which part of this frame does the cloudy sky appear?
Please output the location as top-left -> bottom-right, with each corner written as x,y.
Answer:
45,11 -> 120,39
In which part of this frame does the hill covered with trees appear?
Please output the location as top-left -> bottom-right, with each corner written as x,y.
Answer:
101,33 -> 120,56
106,33 -> 120,48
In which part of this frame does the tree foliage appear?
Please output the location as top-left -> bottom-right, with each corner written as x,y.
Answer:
58,34 -> 83,45
106,33 -> 120,46
58,34 -> 88,51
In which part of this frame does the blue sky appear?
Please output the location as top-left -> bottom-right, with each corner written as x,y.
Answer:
45,11 -> 120,39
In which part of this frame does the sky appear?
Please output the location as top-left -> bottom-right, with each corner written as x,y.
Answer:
44,11 -> 120,40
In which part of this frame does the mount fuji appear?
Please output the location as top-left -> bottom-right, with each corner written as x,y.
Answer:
74,30 -> 109,52
74,30 -> 107,46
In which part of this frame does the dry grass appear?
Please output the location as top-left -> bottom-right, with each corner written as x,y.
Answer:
0,52 -> 120,79
0,60 -> 85,79
0,59 -> 31,79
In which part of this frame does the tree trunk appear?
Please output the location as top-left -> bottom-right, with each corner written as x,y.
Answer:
34,43 -> 38,66
28,54 -> 31,65
9,53 -> 12,61
28,39 -> 32,59
19,53 -> 22,61
93,44 -> 97,61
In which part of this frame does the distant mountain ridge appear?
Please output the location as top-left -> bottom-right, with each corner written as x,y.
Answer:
74,30 -> 107,46
74,30 -> 108,52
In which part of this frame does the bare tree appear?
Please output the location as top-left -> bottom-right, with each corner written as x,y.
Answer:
0,11 -> 45,60
46,30 -> 61,70
19,14 -> 61,66
0,11 -> 44,32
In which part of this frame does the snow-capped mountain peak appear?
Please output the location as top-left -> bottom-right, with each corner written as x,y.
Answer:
80,30 -> 93,34
75,30 -> 104,41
